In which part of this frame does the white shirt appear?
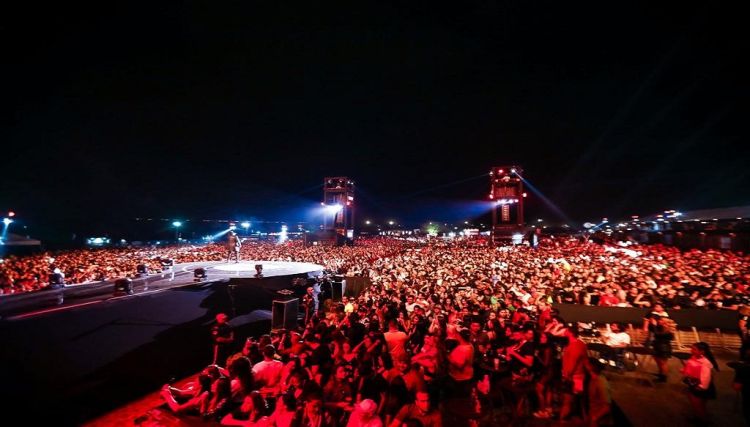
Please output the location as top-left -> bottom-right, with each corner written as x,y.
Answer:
252,359 -> 284,390
604,331 -> 631,348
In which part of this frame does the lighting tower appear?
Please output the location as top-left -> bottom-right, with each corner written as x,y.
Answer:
323,177 -> 355,239
489,166 -> 525,243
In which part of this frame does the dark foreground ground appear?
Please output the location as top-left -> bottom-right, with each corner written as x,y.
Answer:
0,278 -> 280,426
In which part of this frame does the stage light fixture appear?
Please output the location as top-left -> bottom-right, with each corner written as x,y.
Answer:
136,264 -> 149,276
48,272 -> 65,288
194,267 -> 207,280
114,278 -> 134,295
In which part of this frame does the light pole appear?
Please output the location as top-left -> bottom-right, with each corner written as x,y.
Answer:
172,221 -> 182,242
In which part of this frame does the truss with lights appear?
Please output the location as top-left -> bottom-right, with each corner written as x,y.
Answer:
322,177 -> 355,241
489,166 -> 526,243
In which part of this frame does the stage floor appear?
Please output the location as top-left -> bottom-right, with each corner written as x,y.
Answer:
0,260 -> 324,321
208,260 -> 325,277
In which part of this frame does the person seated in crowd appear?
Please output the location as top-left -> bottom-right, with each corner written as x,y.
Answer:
162,373 -> 231,419
602,323 -> 631,348
599,322 -> 632,370
161,373 -> 213,415
226,354 -> 255,402
221,390 -> 268,426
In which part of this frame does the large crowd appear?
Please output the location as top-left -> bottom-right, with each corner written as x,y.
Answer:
153,237 -> 750,426
3,236 -> 750,425
2,236 -> 749,312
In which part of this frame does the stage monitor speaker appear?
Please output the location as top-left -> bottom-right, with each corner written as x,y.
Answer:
343,276 -> 371,298
272,298 -> 299,331
331,279 -> 346,301
136,264 -> 149,276
48,273 -> 65,288
114,278 -> 134,295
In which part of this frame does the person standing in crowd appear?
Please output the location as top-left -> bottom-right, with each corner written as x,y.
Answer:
227,230 -> 242,263
560,325 -> 590,421
384,319 -> 409,362
213,313 -> 235,365
740,306 -> 749,361
732,347 -> 750,426
389,390 -> 442,427
346,399 -> 383,427
651,317 -> 675,383
303,286 -> 321,322
643,303 -> 669,345
446,328 -> 474,398
681,342 -> 719,424
587,359 -> 613,426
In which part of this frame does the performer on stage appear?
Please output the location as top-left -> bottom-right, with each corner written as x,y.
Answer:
226,230 -> 242,263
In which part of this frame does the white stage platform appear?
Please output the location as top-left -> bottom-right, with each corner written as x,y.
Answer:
210,261 -> 324,278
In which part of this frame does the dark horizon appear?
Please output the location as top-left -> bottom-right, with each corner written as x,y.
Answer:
2,2 -> 748,242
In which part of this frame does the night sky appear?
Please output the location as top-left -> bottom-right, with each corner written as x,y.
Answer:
3,2 -> 748,241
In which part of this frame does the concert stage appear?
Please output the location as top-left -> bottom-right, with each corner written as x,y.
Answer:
0,260 -> 324,425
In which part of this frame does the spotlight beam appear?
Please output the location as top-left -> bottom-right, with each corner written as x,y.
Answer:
516,174 -> 577,227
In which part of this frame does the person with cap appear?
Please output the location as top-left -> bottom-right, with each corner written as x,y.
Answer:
212,312 -> 235,365
346,399 -> 383,427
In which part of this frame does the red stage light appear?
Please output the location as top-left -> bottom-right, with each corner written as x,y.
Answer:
522,193 -> 527,197
8,211 -> 15,217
